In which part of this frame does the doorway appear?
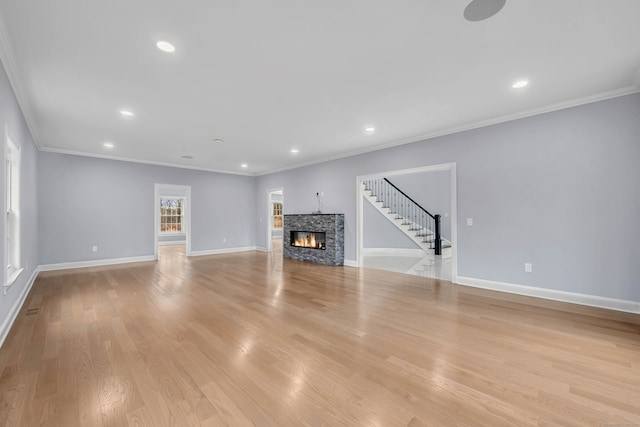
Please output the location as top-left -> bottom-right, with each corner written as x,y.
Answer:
266,188 -> 284,254
356,163 -> 457,282
154,184 -> 192,260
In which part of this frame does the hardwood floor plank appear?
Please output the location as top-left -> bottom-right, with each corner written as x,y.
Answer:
1,244 -> 639,426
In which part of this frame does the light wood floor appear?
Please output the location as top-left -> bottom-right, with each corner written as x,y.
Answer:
1,245 -> 639,426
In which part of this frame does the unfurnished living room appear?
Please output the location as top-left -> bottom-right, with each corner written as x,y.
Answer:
1,1 -> 639,426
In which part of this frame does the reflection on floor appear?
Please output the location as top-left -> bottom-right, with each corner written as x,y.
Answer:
363,252 -> 452,281
270,237 -> 451,281
271,237 -> 283,256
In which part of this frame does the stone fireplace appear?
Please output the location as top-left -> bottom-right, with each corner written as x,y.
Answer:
283,214 -> 344,266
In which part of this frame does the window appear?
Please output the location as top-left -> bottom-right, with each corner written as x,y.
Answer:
5,128 -> 23,292
273,202 -> 283,229
159,198 -> 184,233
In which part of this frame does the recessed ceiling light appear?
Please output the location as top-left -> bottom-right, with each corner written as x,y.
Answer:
241,163 -> 248,168
156,41 -> 175,53
290,148 -> 299,154
212,138 -> 224,144
512,80 -> 529,89
103,142 -> 114,149
181,155 -> 193,159
120,110 -> 134,117
364,126 -> 376,135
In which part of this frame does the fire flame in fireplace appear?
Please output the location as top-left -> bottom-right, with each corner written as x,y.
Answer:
293,233 -> 323,249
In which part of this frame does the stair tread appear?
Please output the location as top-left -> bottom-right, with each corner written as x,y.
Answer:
364,182 -> 448,255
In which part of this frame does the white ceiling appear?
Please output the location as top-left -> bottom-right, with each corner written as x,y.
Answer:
1,0 -> 639,176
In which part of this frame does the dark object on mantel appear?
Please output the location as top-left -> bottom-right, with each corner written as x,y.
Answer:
283,214 -> 344,266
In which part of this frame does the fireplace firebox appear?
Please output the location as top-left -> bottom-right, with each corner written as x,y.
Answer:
290,231 -> 326,250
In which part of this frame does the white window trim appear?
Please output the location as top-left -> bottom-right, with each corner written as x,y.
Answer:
158,196 -> 186,235
4,126 -> 23,294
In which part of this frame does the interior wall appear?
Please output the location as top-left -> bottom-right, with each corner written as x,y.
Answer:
363,199 -> 420,249
255,93 -> 640,302
38,152 -> 256,264
158,234 -> 186,243
0,59 -> 39,335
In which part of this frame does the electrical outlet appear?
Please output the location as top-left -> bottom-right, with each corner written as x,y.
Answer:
524,263 -> 532,273
92,246 -> 98,253
222,237 -> 226,244
467,218 -> 473,226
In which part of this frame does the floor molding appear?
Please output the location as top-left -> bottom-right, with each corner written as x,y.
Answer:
189,246 -> 259,257
456,276 -> 640,314
0,267 -> 40,348
362,248 -> 426,257
343,259 -> 358,267
39,255 -> 156,272
157,241 -> 186,246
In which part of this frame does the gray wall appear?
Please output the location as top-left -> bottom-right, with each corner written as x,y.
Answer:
256,93 -> 640,302
363,199 -> 420,249
158,234 -> 186,243
38,153 -> 256,264
0,59 -> 39,330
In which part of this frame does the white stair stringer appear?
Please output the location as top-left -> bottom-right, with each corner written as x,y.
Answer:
362,187 -> 451,258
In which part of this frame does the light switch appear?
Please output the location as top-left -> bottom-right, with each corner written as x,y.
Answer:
467,218 -> 473,226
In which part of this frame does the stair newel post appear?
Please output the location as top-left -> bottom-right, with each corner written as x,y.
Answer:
434,214 -> 442,255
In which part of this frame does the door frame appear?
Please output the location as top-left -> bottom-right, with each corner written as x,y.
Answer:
154,183 -> 192,259
266,187 -> 284,252
355,162 -> 458,282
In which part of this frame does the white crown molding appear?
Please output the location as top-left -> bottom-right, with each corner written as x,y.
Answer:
189,246 -> 259,257
0,267 -> 40,348
256,85 -> 640,176
39,255 -> 155,272
456,276 -> 640,314
36,84 -> 640,178
39,147 -> 254,177
0,10 -> 40,149
3,0 -> 639,180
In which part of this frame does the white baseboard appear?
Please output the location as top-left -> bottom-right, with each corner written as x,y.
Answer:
39,255 -> 156,272
189,246 -> 259,257
157,241 -> 186,246
0,267 -> 40,348
255,246 -> 268,252
343,259 -> 358,267
362,248 -> 426,257
456,276 -> 640,314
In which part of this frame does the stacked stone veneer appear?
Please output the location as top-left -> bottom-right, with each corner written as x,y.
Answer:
283,214 -> 344,266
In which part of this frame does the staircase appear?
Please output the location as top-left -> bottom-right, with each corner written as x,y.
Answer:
362,178 -> 451,258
